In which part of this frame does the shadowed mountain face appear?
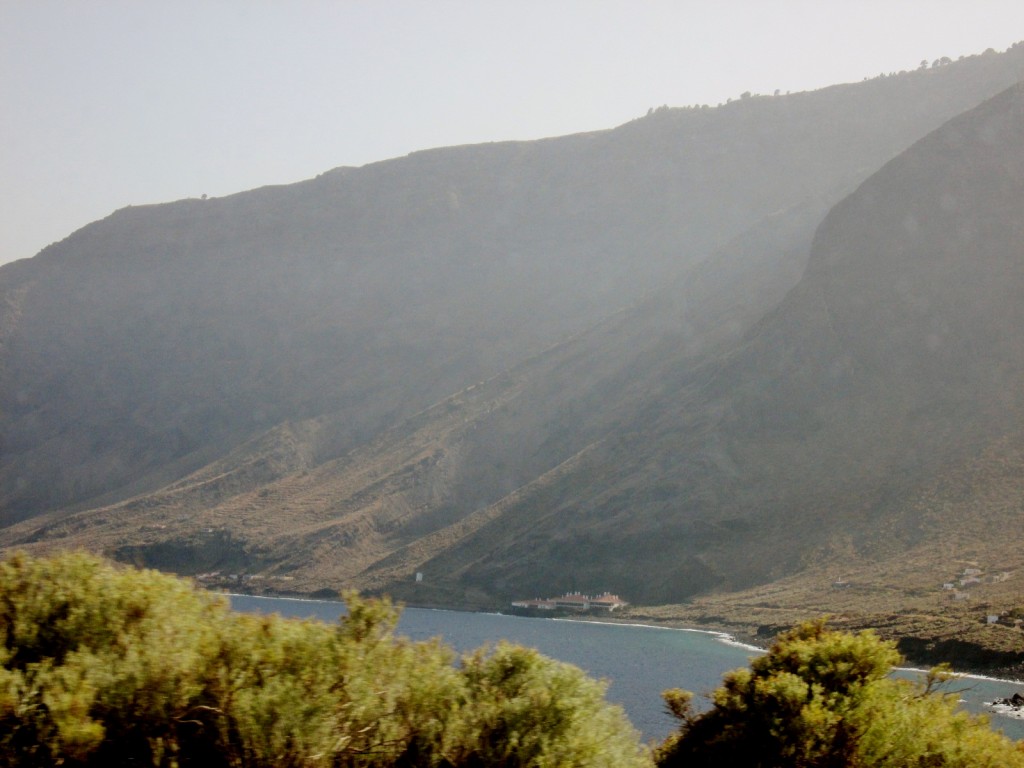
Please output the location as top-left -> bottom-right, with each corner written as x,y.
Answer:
2,52 -> 1024,612
427,82 -> 1024,605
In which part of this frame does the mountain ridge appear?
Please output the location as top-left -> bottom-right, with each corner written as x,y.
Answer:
2,49 -> 1024,658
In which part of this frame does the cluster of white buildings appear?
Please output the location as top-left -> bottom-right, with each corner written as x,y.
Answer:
940,566 -> 1015,608
511,591 -> 628,612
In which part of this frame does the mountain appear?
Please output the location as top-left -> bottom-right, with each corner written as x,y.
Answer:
414,80 -> 1024,606
2,48 -> 1024,640
3,48 -> 1023,525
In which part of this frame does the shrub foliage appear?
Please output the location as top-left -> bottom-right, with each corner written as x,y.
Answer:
4,553 -> 1024,767
655,618 -> 1024,767
0,552 -> 648,767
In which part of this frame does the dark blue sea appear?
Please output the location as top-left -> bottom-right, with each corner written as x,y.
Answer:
229,594 -> 1024,743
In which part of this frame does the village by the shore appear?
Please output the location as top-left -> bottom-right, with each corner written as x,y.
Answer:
509,591 -> 628,615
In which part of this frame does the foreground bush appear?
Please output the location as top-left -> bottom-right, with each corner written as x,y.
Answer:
0,551 -> 648,767
655,619 -> 1024,768
7,553 -> 1023,768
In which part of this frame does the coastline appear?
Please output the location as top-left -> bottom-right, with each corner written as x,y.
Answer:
222,589 -> 1023,686
484,611 -> 1021,686
226,591 -> 1024,734
223,594 -> 849,742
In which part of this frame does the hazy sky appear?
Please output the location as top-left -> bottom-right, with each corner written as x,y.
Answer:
2,1 -> 1023,266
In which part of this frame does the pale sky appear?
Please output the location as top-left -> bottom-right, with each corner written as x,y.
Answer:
2,1 -> 1023,266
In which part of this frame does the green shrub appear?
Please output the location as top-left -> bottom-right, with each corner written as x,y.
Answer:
0,551 -> 649,767
455,642 -> 647,768
655,618 -> 1024,768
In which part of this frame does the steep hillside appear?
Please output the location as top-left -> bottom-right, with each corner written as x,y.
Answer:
0,196 -> 824,592
198,79 -> 1024,611
413,82 -> 1024,606
5,80 -> 1024,632
631,428 -> 1024,674
2,47 -> 1023,524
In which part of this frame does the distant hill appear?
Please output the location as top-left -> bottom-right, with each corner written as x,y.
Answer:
3,47 -> 1024,638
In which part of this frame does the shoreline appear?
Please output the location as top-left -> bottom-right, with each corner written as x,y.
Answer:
578,615 -> 1024,686
227,591 -> 1024,737
223,590 -> 1024,686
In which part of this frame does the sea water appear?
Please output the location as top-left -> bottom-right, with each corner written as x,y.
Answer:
229,594 -> 1024,743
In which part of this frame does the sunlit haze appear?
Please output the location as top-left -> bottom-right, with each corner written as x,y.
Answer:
2,0 -> 1022,265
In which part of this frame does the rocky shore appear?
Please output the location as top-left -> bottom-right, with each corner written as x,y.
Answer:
989,692 -> 1024,720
